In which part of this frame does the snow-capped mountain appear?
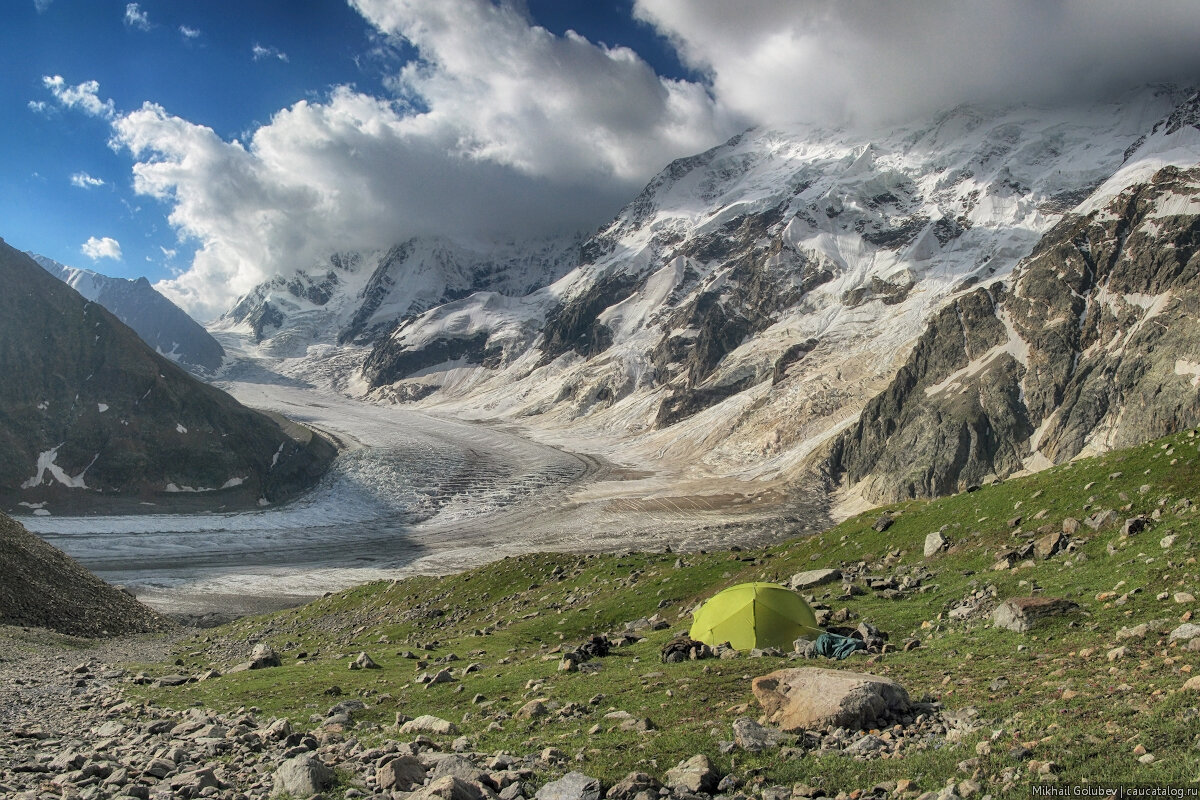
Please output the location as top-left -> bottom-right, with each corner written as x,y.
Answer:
220,85 -> 1200,510
354,88 -> 1198,492
212,236 -> 582,365
32,255 -> 225,374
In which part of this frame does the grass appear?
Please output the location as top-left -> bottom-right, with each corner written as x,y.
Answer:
124,429 -> 1200,796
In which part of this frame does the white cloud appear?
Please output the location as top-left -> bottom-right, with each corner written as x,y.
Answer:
633,0 -> 1200,126
88,0 -> 740,319
179,25 -> 201,39
252,43 -> 288,62
27,100 -> 50,114
81,236 -> 122,261
160,246 -> 177,260
70,172 -> 105,188
124,2 -> 150,31
43,75 -> 114,119
34,0 -> 52,13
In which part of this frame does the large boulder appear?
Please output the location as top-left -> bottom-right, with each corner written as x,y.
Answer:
992,597 -> 1078,632
377,755 -> 427,792
271,755 -> 333,798
535,771 -> 603,800
751,667 -> 911,732
400,714 -> 458,735
788,569 -> 842,591
664,755 -> 720,794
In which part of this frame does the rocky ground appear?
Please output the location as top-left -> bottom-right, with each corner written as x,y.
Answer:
0,623 -> 980,800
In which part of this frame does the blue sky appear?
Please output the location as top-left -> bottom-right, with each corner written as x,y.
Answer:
2,1 -> 691,292
4,1 -> 1199,320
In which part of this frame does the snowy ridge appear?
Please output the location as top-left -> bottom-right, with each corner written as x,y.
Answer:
212,235 -> 581,371
32,254 -> 226,374
355,88 -> 1196,486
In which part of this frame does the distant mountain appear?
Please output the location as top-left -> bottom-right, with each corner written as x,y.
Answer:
213,236 -> 581,359
0,239 -> 336,515
31,254 -> 225,374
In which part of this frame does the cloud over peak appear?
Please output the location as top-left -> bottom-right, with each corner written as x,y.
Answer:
633,0 -> 1200,125
81,236 -> 122,261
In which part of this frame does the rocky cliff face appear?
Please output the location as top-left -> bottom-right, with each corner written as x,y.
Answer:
31,255 -> 225,374
358,89 -> 1195,484
828,125 -> 1200,502
0,241 -> 336,515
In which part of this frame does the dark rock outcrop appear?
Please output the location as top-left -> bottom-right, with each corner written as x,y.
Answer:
828,165 -> 1200,502
0,240 -> 336,513
0,512 -> 170,635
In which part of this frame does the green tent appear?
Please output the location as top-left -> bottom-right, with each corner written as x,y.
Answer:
689,582 -> 821,651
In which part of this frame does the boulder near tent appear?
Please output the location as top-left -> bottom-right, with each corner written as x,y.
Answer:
689,582 -> 821,651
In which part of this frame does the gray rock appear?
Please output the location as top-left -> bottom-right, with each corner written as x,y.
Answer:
846,734 -> 887,755
535,771 -> 603,800
605,772 -> 664,800
665,754 -> 720,794
411,775 -> 486,800
349,651 -> 380,670
1169,623 -> 1200,641
250,642 -> 281,669
271,755 -> 332,798
431,755 -> 487,784
1122,516 -> 1152,537
400,714 -> 458,735
788,569 -> 842,590
992,597 -> 1078,632
1033,531 -> 1064,560
924,532 -> 950,557
731,717 -> 786,752
377,755 -> 428,792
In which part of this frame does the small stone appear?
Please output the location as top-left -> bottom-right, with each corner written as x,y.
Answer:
349,652 -> 380,670
1175,593 -> 1196,604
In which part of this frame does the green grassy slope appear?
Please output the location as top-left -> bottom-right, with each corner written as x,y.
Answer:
130,429 -> 1200,795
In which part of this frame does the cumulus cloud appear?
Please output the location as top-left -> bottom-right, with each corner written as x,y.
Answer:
70,172 -> 105,188
81,236 -> 122,261
43,75 -> 114,119
70,0 -> 738,318
633,0 -> 1200,125
252,43 -> 288,62
124,3 -> 150,31
34,0 -> 52,13
179,25 -> 201,40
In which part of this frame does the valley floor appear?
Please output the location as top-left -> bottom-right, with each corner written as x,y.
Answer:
25,352 -> 829,621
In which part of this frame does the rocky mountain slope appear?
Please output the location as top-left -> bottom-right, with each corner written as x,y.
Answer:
350,88 -> 1198,492
0,240 -> 336,515
0,511 -> 170,635
32,254 -> 225,374
827,97 -> 1200,503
